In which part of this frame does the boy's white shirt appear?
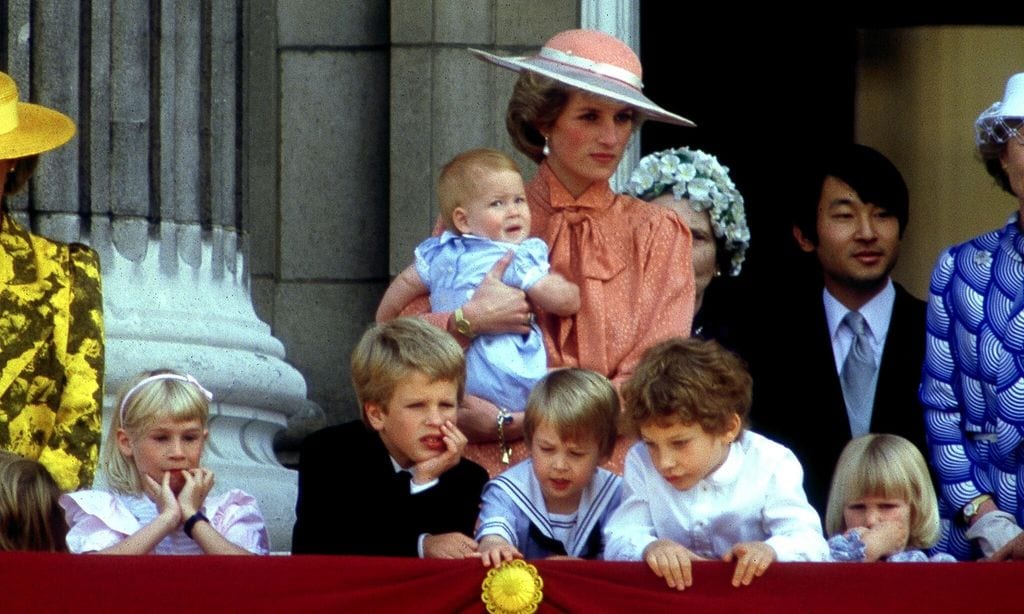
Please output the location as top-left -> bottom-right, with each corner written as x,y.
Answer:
603,431 -> 830,562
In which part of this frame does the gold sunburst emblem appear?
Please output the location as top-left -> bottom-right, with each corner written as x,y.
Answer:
481,560 -> 544,614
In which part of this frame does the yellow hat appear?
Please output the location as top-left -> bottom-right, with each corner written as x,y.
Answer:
0,71 -> 75,159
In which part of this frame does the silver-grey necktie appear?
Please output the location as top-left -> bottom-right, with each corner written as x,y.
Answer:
840,310 -> 876,437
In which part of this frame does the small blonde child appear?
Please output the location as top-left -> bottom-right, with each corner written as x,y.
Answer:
475,368 -> 621,566
377,149 -> 579,421
60,370 -> 269,555
826,434 -> 954,562
0,452 -> 68,552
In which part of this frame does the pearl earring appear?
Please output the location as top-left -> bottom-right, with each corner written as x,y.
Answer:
542,136 -> 550,158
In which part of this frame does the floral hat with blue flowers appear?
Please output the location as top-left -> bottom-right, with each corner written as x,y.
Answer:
627,147 -> 750,276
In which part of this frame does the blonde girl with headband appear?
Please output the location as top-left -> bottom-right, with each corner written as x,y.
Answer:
60,370 -> 269,555
825,434 -> 954,562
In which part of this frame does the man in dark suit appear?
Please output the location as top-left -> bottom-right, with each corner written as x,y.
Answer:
751,144 -> 928,516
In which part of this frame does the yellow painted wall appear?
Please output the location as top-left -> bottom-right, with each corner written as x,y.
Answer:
856,27 -> 1024,299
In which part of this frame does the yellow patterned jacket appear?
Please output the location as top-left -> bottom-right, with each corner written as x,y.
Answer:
0,213 -> 104,490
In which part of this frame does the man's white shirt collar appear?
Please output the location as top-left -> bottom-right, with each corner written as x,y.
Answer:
823,279 -> 895,372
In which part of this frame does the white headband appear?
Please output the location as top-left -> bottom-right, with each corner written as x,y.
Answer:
119,373 -> 214,426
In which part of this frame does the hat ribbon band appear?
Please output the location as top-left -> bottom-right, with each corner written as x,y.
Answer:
538,46 -> 644,91
0,98 -> 18,135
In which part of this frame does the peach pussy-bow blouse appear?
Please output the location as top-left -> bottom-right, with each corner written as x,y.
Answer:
528,162 -> 694,385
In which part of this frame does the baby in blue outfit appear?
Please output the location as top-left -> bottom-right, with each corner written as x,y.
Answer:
378,148 -> 579,416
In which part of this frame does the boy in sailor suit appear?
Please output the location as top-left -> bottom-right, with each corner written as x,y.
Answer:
475,369 -> 621,564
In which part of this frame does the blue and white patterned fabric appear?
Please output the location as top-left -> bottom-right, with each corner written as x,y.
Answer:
921,214 -> 1024,560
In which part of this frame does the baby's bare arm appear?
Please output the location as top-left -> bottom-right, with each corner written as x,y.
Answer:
377,265 -> 429,322
526,273 -> 580,316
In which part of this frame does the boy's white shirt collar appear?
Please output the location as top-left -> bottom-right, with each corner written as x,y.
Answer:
389,456 -> 437,493
699,432 -> 745,490
489,459 -> 619,557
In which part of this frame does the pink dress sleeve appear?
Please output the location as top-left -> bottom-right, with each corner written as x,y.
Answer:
60,490 -> 142,553
205,489 -> 270,555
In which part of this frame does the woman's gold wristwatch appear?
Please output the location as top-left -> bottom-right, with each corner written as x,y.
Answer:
962,493 -> 993,524
454,307 -> 475,338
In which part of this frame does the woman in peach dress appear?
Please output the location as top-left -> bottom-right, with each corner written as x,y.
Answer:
395,30 -> 696,474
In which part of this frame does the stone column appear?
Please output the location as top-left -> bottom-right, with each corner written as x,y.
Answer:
5,0 -> 315,552
581,0 -> 639,191
388,0 -> 580,274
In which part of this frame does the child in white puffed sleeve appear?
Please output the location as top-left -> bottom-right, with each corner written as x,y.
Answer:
61,371 -> 268,555
603,338 -> 828,590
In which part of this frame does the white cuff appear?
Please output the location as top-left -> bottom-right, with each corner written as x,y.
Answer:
410,478 -> 439,494
966,510 -> 1023,557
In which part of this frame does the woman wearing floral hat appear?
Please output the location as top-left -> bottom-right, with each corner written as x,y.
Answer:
920,72 -> 1024,560
0,71 -> 104,491
394,29 -> 697,473
627,147 -> 749,344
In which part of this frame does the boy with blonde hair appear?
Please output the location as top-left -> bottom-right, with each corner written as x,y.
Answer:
292,318 -> 488,557
476,369 -> 622,565
604,338 -> 827,589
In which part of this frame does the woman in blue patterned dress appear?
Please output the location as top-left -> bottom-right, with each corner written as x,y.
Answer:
921,72 -> 1024,560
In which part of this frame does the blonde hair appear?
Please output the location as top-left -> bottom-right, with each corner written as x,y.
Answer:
622,337 -> 751,436
437,148 -> 522,231
825,434 -> 940,549
102,369 -> 211,495
0,452 -> 68,552
524,368 -> 619,458
351,318 -> 466,426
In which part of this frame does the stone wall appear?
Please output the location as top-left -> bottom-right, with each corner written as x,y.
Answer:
251,0 -> 581,430
248,1 -> 391,430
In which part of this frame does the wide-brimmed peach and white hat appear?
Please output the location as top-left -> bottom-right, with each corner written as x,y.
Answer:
0,71 -> 75,159
470,29 -> 695,127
